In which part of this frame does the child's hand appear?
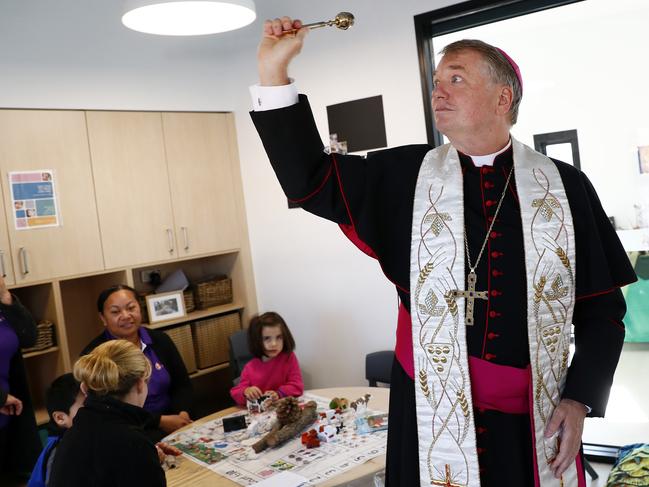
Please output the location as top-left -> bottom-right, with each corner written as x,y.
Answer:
0,394 -> 23,416
244,386 -> 263,401
264,390 -> 279,402
156,442 -> 182,458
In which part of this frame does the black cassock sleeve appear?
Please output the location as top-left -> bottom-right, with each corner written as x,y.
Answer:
563,289 -> 626,417
251,95 -> 429,290
251,94 -> 360,224
556,164 -> 637,417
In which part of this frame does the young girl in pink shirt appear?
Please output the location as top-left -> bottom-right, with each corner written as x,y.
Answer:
230,312 -> 303,406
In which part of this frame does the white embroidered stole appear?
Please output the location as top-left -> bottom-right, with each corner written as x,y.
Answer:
410,138 -> 576,487
514,139 -> 577,486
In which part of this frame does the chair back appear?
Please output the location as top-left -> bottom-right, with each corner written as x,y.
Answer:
365,350 -> 394,387
228,329 -> 254,384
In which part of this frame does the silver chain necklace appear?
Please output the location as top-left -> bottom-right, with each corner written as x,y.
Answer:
450,164 -> 515,325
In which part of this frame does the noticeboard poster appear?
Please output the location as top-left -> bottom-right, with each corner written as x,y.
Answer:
9,170 -> 60,230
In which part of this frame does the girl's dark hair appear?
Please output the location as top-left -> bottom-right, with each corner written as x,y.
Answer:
97,284 -> 138,313
247,312 -> 295,358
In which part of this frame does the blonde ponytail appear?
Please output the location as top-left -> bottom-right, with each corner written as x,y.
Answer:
74,340 -> 151,398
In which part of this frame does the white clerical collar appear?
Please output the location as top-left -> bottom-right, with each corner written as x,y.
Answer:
467,139 -> 512,167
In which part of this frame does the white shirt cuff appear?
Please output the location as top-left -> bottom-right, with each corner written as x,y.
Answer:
249,81 -> 299,111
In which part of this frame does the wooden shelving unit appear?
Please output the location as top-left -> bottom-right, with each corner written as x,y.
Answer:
22,346 -> 59,359
10,252 -> 255,426
145,301 -> 244,330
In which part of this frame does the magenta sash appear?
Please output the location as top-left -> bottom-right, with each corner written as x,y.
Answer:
469,356 -> 530,414
470,356 -> 587,487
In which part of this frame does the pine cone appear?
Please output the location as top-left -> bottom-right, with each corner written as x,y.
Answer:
275,397 -> 301,425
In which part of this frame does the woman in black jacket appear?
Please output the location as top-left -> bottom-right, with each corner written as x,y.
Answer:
81,284 -> 193,442
0,275 -> 42,484
50,339 -> 166,487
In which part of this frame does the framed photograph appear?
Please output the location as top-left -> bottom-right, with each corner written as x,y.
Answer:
146,291 -> 186,323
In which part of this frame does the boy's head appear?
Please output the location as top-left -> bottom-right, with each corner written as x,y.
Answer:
46,373 -> 84,430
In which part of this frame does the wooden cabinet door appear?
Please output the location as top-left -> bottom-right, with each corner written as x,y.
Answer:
162,113 -> 240,257
86,111 -> 178,268
0,110 -> 104,283
0,187 -> 15,284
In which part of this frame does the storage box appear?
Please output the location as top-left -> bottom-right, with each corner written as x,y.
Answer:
192,312 -> 241,368
22,321 -> 56,353
163,324 -> 197,374
183,289 -> 196,314
194,276 -> 233,309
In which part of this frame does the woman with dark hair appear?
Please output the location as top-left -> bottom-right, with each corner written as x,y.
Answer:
81,284 -> 193,441
230,311 -> 303,406
0,275 -> 42,485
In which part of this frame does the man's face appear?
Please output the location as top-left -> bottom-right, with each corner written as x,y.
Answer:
432,49 -> 506,143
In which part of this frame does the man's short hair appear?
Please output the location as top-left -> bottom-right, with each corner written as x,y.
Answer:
440,39 -> 523,124
46,373 -> 80,419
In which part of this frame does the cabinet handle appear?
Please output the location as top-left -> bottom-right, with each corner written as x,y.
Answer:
181,226 -> 189,251
0,250 -> 6,278
19,247 -> 30,275
166,229 -> 175,254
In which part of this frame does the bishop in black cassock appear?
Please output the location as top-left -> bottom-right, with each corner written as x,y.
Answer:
250,24 -> 636,487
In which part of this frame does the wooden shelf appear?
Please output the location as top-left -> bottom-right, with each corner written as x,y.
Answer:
144,301 -> 244,330
35,407 -> 49,426
22,346 -> 59,359
189,362 -> 229,379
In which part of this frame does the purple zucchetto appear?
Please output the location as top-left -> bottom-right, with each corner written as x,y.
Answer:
496,48 -> 523,94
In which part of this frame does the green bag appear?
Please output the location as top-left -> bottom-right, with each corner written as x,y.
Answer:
623,255 -> 649,343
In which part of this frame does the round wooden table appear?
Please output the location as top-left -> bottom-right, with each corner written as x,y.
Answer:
166,386 -> 389,487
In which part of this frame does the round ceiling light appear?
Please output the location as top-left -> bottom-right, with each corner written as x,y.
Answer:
122,0 -> 256,36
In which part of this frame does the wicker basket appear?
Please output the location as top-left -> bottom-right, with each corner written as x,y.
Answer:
163,324 -> 197,374
194,276 -> 233,309
192,312 -> 241,368
183,289 -> 196,314
22,320 -> 56,353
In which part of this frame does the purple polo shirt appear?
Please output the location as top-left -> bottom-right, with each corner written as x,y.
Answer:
0,312 -> 19,429
104,328 -> 171,414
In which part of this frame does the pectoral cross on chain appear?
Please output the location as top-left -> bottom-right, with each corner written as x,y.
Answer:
451,271 -> 488,326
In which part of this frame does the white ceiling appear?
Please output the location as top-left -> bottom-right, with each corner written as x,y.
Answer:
0,1 -> 353,68
0,0 -> 377,109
